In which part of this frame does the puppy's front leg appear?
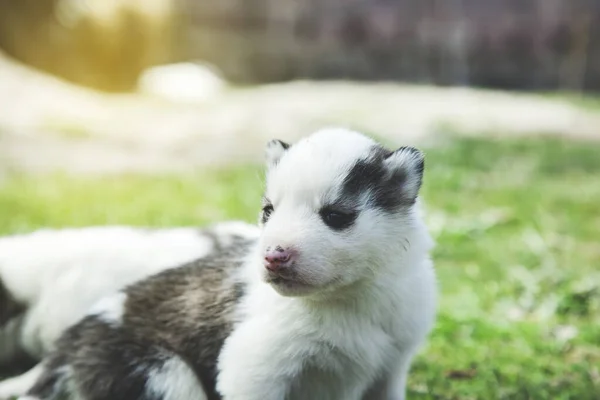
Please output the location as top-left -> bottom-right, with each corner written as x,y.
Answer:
216,318 -> 301,400
363,351 -> 414,400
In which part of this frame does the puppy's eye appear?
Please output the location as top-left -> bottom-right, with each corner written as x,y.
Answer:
262,204 -> 274,224
319,208 -> 357,230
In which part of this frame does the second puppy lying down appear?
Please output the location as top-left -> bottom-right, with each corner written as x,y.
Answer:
0,222 -> 258,398
18,127 -> 437,400
22,236 -> 253,400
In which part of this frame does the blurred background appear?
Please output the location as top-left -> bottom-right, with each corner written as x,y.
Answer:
0,0 -> 599,398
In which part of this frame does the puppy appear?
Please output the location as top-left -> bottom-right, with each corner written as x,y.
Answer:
0,222 -> 258,398
14,128 -> 437,400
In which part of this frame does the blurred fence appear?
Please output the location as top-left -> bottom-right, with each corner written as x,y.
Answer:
182,0 -> 600,91
1,0 -> 599,92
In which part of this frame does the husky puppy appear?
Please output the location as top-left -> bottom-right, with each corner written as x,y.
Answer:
10,128 -> 437,400
0,222 -> 258,398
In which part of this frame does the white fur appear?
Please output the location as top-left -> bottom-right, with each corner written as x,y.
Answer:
218,128 -> 437,400
145,356 -> 207,400
87,292 -> 127,324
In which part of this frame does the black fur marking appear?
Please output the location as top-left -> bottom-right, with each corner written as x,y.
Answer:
266,140 -> 291,168
29,318 -> 170,400
337,145 -> 423,216
397,146 -> 425,180
198,229 -> 224,253
0,277 -> 25,326
318,207 -> 358,231
267,139 -> 290,151
261,202 -> 274,225
27,352 -> 71,399
28,238 -> 256,400
0,278 -> 34,375
198,227 -> 254,254
0,349 -> 37,378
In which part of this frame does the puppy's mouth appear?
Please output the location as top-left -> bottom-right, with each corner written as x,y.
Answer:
265,270 -> 302,284
264,270 -> 314,293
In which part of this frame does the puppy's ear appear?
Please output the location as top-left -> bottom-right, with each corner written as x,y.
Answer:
265,139 -> 290,169
382,146 -> 425,204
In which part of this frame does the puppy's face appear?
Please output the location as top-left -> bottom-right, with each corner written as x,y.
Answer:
259,128 -> 425,297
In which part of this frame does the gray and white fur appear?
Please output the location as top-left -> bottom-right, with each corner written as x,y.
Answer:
9,127 -> 437,400
0,222 -> 258,399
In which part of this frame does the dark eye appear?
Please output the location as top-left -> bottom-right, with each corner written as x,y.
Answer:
319,208 -> 357,230
261,203 -> 274,224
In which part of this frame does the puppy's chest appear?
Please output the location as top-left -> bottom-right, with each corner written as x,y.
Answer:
290,319 -> 399,398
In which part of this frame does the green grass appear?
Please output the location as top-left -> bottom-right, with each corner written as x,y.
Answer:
540,91 -> 600,112
1,137 -> 599,399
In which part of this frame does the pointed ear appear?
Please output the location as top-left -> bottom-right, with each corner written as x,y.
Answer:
382,146 -> 425,204
265,139 -> 290,169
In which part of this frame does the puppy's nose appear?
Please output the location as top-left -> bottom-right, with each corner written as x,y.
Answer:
264,248 -> 295,272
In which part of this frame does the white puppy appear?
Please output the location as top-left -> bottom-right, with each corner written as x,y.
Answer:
14,128 -> 436,400
217,128 -> 436,399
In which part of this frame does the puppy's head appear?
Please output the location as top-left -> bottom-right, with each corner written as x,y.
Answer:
259,128 -> 425,297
